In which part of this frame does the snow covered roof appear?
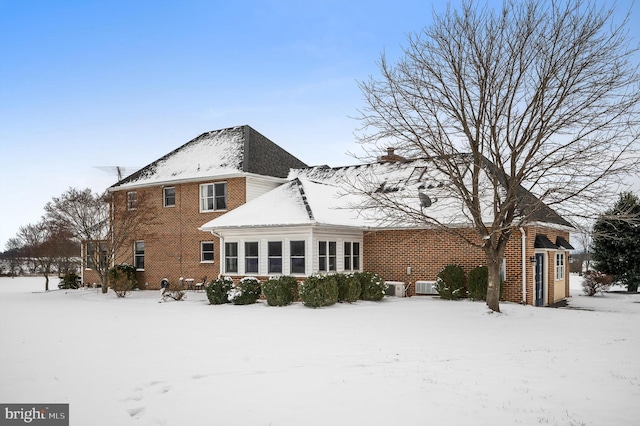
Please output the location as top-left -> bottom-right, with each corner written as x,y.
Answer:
199,178 -> 373,230
110,125 -> 307,190
200,156 -> 573,232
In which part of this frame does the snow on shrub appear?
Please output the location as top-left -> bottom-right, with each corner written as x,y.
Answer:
262,275 -> 298,306
355,272 -> 387,301
582,270 -> 613,296
206,276 -> 233,305
228,277 -> 261,305
335,273 -> 361,303
108,263 -> 137,298
299,275 -> 338,308
435,264 -> 467,300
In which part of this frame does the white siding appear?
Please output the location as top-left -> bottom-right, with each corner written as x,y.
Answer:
246,177 -> 284,202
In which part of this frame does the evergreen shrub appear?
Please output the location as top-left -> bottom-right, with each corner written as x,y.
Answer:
435,264 -> 467,300
262,275 -> 298,306
355,272 -> 387,301
58,271 -> 80,289
229,277 -> 262,305
108,264 -> 137,297
299,275 -> 338,308
467,265 -> 488,301
336,273 -> 361,303
206,276 -> 234,305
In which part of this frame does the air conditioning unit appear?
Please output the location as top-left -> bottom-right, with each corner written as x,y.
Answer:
415,280 -> 438,295
385,281 -> 406,297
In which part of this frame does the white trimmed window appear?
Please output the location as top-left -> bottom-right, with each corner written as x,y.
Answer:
163,187 -> 175,207
225,242 -> 238,273
201,241 -> 215,263
245,242 -> 259,274
318,241 -> 337,272
268,241 -> 283,274
127,191 -> 138,210
200,182 -> 227,212
344,242 -> 360,271
134,241 -> 145,270
555,252 -> 565,280
290,240 -> 306,274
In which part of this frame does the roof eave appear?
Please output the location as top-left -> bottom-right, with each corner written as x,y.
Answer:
109,172 -> 288,192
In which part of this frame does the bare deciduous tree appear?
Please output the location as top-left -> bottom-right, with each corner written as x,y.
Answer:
16,220 -> 77,291
45,188 -> 141,293
355,0 -> 640,311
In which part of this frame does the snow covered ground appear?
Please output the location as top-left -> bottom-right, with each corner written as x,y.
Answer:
0,275 -> 637,426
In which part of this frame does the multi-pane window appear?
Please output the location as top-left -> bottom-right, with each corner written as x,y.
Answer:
268,241 -> 282,274
200,182 -> 227,211
127,191 -> 137,210
134,241 -> 145,270
163,187 -> 175,207
555,252 -> 565,280
245,242 -> 259,274
344,242 -> 360,271
290,240 -> 305,274
225,242 -> 238,273
318,241 -> 337,272
86,241 -> 108,270
201,242 -> 215,263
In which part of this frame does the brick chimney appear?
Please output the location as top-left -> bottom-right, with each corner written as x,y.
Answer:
378,147 -> 407,163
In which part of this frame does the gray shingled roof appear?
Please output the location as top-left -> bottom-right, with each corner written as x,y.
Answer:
111,125 -> 307,189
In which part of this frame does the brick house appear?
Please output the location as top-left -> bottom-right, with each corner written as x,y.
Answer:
98,124 -> 574,306
200,155 -> 575,307
84,125 -> 307,289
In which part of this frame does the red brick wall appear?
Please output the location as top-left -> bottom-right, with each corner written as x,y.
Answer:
111,178 -> 246,289
362,226 -> 569,305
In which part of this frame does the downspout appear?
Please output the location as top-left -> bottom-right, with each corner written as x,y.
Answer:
519,227 -> 527,305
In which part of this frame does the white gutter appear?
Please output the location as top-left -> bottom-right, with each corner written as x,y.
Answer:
520,227 -> 527,305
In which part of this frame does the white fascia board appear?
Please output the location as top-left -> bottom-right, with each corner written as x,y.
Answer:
524,221 -> 576,233
109,172 -> 288,192
200,223 -> 366,238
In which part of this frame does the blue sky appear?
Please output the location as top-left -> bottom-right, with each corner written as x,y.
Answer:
1,0 -> 638,249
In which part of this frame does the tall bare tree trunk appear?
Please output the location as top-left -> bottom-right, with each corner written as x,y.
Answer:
485,249 -> 502,312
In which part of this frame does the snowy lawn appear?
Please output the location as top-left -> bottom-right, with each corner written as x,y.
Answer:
0,275 -> 638,426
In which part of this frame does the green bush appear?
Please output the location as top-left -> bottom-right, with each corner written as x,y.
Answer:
206,276 -> 234,305
229,277 -> 262,305
467,265 -> 488,301
355,272 -> 387,301
299,275 -> 338,308
262,275 -> 298,306
58,271 -> 80,289
108,264 -> 137,297
335,273 -> 361,303
435,264 -> 467,300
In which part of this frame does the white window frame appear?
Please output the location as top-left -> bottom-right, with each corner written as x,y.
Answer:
244,241 -> 259,274
555,252 -> 565,280
344,241 -> 361,271
268,241 -> 283,274
200,182 -> 227,212
201,241 -> 215,263
225,242 -> 238,273
134,240 -> 145,271
290,240 -> 306,275
318,241 -> 337,272
163,187 -> 176,207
